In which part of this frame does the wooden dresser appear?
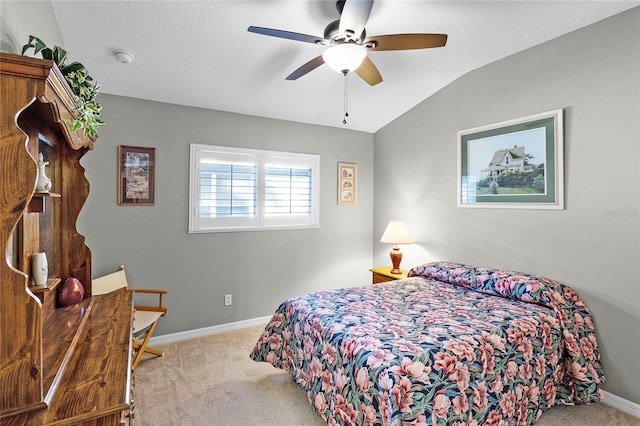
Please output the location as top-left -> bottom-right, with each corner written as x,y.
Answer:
0,52 -> 134,425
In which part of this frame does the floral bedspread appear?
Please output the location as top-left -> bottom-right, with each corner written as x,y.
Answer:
250,262 -> 604,425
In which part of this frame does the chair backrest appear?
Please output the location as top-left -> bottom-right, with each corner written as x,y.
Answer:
92,265 -> 129,295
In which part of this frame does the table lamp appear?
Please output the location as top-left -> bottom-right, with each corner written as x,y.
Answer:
380,220 -> 414,274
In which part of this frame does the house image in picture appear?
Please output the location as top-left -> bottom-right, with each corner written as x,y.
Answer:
481,145 -> 535,179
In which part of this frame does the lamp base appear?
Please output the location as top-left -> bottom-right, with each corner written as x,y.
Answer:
389,246 -> 403,274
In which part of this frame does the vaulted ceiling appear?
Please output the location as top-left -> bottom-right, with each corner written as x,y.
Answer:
51,1 -> 639,133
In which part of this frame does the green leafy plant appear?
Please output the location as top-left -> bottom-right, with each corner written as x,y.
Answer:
22,35 -> 103,137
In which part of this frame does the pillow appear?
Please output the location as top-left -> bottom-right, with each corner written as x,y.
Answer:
408,261 -> 475,289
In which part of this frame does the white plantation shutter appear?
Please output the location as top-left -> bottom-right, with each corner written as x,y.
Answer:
189,144 -> 319,232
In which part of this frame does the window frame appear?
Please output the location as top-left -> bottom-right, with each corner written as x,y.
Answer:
189,143 -> 320,233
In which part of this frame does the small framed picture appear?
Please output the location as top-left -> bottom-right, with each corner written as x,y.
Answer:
118,145 -> 155,205
338,162 -> 357,206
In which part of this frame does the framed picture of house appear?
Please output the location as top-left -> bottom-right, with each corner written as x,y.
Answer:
118,145 -> 155,205
457,109 -> 564,209
338,162 -> 357,205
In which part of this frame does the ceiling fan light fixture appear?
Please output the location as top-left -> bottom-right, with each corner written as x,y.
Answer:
322,43 -> 367,74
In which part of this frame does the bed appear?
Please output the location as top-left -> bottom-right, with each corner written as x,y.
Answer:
250,261 -> 604,425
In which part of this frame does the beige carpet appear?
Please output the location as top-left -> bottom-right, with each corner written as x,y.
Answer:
133,325 -> 639,426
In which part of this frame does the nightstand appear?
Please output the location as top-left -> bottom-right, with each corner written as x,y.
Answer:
369,266 -> 408,284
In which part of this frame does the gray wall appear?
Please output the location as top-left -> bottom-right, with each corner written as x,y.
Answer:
373,8 -> 640,404
79,96 -> 374,335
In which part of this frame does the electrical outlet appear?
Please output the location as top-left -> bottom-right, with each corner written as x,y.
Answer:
224,294 -> 232,306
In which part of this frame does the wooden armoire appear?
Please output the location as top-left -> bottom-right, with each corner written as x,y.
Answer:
0,52 -> 134,424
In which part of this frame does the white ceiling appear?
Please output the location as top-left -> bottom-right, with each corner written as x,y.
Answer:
52,1 -> 639,133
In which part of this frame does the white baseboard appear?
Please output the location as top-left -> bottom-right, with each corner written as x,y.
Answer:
602,390 -> 640,418
149,318 -> 640,421
148,315 -> 271,347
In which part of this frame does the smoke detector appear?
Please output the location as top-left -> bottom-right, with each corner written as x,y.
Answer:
114,49 -> 134,64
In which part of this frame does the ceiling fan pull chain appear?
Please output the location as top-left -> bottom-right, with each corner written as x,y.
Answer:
343,71 -> 349,125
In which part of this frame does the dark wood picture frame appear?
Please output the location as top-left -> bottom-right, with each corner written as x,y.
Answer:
118,145 -> 155,205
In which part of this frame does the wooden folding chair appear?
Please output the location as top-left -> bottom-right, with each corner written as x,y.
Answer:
92,265 -> 168,369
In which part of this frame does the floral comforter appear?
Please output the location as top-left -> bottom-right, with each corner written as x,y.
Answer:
250,262 -> 604,425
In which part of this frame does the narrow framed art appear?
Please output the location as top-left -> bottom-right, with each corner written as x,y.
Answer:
457,109 -> 564,209
338,162 -> 357,206
118,145 -> 155,205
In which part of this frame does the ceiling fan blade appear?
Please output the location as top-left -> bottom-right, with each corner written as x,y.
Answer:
286,55 -> 326,80
355,56 -> 382,86
365,33 -> 448,51
248,26 -> 326,45
339,0 -> 374,40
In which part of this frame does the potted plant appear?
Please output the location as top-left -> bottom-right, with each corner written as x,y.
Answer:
22,35 -> 104,137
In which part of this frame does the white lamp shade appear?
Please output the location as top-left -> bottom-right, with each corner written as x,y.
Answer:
322,43 -> 367,74
380,220 -> 414,244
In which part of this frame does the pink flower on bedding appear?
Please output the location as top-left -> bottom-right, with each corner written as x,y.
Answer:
573,312 -> 585,329
580,337 -> 595,361
296,369 -> 309,387
538,323 -> 553,349
478,344 -> 496,375
269,333 -> 282,350
499,390 -> 516,418
526,280 -> 542,292
562,330 -> 580,356
473,382 -> 488,411
334,368 -> 348,390
282,326 -> 292,343
303,335 -> 315,359
484,410 -> 506,426
265,351 -> 279,365
293,322 -> 302,340
333,394 -> 358,426
495,277 -> 517,294
505,359 -> 518,381
270,313 -> 285,328
355,367 -> 373,393
480,332 -> 506,351
363,403 -> 377,425
378,371 -> 393,391
570,361 -> 589,382
390,376 -> 414,412
321,369 -> 333,392
434,352 -> 458,376
526,383 -> 540,404
322,344 -> 338,366
453,394 -> 469,415
314,392 -> 328,414
512,319 -> 537,337
450,362 -> 470,391
587,363 -> 602,384
519,362 -> 533,380
431,391 -> 451,423
310,318 -> 325,339
366,349 -> 394,369
390,357 -> 431,383
341,336 -> 382,359
378,393 -> 392,424
443,339 -> 476,363
308,357 -> 323,379
394,340 -> 425,355
535,355 -> 546,377
585,316 -> 595,329
491,376 -> 504,394
543,379 -> 557,405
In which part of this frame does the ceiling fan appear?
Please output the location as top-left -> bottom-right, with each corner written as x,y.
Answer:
248,0 -> 447,86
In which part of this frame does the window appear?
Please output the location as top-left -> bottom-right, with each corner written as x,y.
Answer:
189,144 -> 319,233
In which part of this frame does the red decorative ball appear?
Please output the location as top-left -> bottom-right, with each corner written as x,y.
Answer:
58,277 -> 85,307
